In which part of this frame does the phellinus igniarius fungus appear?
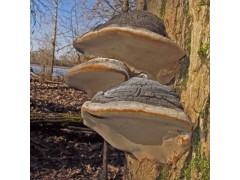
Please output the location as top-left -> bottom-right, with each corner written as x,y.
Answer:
73,10 -> 186,84
81,77 -> 192,165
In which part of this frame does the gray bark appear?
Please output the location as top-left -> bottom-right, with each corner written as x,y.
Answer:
91,77 -> 183,110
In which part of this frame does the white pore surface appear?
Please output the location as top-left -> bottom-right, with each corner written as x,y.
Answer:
65,70 -> 126,98
74,27 -> 186,84
82,101 -> 192,164
64,58 -> 130,98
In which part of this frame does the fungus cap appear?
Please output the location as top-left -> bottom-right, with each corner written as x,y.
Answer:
64,58 -> 130,98
73,10 -> 186,84
81,77 -> 192,164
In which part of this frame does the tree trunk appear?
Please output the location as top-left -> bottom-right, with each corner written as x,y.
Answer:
126,0 -> 210,179
125,153 -> 160,180
122,0 -> 129,12
50,0 -> 59,77
136,0 -> 146,10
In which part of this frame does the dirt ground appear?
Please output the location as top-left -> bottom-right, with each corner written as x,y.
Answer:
30,74 -> 125,179
30,125 -> 125,180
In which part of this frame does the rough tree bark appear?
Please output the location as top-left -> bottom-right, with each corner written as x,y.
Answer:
125,0 -> 210,179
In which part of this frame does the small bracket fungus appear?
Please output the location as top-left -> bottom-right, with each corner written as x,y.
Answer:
64,58 -> 130,98
81,77 -> 192,165
73,10 -> 186,84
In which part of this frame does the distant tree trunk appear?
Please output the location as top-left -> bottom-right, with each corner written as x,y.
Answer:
50,0 -> 59,77
136,0 -> 146,10
122,0 -> 129,12
113,0 -> 118,15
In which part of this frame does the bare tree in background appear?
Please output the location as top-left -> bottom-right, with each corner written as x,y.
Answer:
30,0 -> 55,75
30,1 -> 140,179
30,0 -> 137,73
30,0 -> 54,34
122,0 -> 129,12
50,0 -> 59,77
136,0 -> 146,10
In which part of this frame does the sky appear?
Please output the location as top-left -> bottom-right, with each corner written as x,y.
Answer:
30,0 -> 112,57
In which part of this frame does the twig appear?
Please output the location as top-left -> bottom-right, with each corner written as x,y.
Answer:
44,80 -> 66,85
67,126 -> 95,133
102,139 -> 109,180
31,138 -> 53,150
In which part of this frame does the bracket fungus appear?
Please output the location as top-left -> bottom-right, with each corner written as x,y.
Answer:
73,10 -> 186,84
81,77 -> 192,165
64,58 -> 130,98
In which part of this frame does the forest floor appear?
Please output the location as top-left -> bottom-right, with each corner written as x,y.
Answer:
30,73 -> 125,179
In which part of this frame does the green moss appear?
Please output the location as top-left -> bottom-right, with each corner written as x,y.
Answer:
180,75 -> 188,89
63,113 -> 83,121
202,96 -> 210,133
174,73 -> 189,94
194,105 -> 210,180
191,141 -> 210,179
180,125 -> 200,180
198,0 -> 210,6
181,156 -> 192,180
182,0 -> 192,55
198,44 -> 210,64
30,112 -> 83,123
198,44 -> 209,59
159,0 -> 167,19
199,111 -> 204,119
158,166 -> 168,180
197,154 -> 210,180
180,117 -> 210,180
182,0 -> 191,18
185,37 -> 191,53
174,55 -> 190,92
156,100 -> 210,180
174,56 -> 190,94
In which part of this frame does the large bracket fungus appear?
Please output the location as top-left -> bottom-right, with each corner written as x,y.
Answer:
73,10 -> 186,84
81,77 -> 192,165
64,58 -> 130,98
64,9 -> 192,177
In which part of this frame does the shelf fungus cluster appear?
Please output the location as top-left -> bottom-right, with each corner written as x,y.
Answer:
64,58 -> 130,98
64,10 -> 192,165
82,77 -> 192,165
73,10 -> 185,84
